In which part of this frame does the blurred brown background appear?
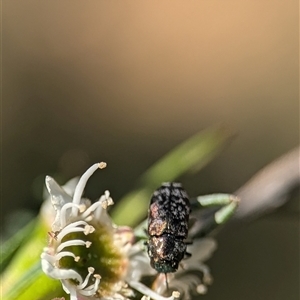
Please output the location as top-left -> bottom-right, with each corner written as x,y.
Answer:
2,1 -> 299,299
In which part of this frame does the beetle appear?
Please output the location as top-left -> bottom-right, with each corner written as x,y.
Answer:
146,182 -> 191,274
146,182 -> 240,275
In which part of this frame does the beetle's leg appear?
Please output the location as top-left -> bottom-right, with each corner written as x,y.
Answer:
184,239 -> 193,245
189,194 -> 239,238
133,219 -> 149,242
184,251 -> 192,258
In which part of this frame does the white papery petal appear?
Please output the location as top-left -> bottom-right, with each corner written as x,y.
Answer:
41,258 -> 82,283
45,176 -> 74,231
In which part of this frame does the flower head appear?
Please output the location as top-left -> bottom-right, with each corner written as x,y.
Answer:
41,163 -> 216,300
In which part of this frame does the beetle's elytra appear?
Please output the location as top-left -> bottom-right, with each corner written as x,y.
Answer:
146,182 -> 190,273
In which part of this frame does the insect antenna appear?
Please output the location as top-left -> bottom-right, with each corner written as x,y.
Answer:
164,273 -> 169,290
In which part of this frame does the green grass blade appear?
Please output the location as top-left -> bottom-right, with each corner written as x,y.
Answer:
0,219 -> 36,273
112,126 -> 233,226
0,218 -> 57,300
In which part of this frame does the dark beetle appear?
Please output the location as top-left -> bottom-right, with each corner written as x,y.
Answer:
146,182 -> 191,273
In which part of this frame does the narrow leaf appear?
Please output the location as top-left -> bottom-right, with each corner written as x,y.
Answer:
112,126 -> 233,226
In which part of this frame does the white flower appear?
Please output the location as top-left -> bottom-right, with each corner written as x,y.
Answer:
152,238 -> 216,300
41,163 -> 216,300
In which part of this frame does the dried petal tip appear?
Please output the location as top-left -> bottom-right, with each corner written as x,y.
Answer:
99,162 -> 107,169
196,284 -> 207,294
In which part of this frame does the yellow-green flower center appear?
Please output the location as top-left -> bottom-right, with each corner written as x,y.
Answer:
58,221 -> 126,297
